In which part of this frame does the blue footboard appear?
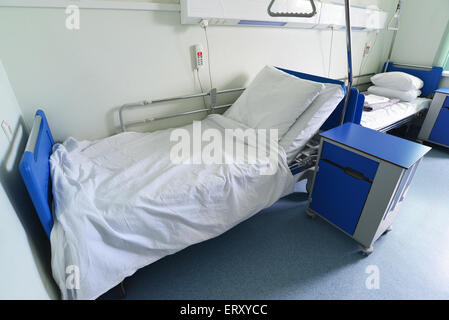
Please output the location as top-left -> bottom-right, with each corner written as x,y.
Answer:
19,110 -> 55,238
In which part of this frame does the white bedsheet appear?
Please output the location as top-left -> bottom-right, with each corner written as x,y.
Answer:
49,114 -> 295,300
360,97 -> 431,131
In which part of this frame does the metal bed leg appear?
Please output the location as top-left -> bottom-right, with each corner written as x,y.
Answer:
118,281 -> 126,298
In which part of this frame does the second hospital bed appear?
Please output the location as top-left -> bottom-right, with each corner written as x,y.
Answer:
359,62 -> 443,133
19,67 -> 364,300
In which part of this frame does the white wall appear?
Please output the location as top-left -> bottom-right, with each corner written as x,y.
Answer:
0,60 -> 59,299
391,0 -> 449,67
0,1 -> 396,141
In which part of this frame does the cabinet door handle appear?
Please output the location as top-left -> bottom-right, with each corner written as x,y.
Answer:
343,167 -> 367,181
321,158 -> 373,183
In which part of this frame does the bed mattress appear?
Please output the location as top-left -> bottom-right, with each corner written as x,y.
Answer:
360,97 -> 431,131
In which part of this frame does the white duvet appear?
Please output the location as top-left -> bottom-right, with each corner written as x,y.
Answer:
49,114 -> 295,300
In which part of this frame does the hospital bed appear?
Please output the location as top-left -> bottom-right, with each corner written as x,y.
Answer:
19,67 -> 364,300
359,62 -> 443,133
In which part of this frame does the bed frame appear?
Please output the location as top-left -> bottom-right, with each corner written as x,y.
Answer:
19,68 -> 364,239
367,62 -> 443,133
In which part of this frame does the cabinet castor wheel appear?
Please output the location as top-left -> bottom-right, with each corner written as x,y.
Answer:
306,209 -> 317,219
382,225 -> 393,236
359,244 -> 374,256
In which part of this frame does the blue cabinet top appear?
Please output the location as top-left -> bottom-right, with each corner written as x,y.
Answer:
321,123 -> 431,168
436,88 -> 449,95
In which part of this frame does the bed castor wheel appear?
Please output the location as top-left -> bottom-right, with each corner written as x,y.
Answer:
306,209 -> 317,219
117,281 -> 126,298
359,244 -> 374,256
306,177 -> 313,194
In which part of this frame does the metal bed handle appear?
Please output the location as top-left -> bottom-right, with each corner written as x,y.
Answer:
267,0 -> 317,18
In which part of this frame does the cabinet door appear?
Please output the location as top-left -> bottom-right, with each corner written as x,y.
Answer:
309,144 -> 378,235
429,107 -> 449,147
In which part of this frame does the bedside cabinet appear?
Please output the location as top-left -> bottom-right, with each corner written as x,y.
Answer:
306,123 -> 431,255
418,88 -> 449,148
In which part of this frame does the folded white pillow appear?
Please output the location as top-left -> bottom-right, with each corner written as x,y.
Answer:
371,72 -> 424,91
280,83 -> 344,164
367,86 -> 421,102
224,66 -> 324,139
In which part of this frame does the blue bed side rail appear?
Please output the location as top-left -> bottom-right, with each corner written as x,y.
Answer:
321,87 -> 364,130
384,62 -> 443,97
19,110 -> 55,239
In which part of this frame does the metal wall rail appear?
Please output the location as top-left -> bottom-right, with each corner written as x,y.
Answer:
352,81 -> 372,87
119,87 -> 245,132
336,72 -> 374,81
119,71 -> 380,132
337,62 -> 435,85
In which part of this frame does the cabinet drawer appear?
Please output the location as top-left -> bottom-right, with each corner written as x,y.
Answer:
310,159 -> 374,235
321,141 -> 379,181
429,107 -> 449,147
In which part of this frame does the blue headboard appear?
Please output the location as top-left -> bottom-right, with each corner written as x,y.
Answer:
384,62 -> 443,97
277,67 -> 364,129
19,110 -> 54,238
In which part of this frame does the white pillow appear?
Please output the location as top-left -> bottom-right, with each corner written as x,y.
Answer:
280,83 -> 345,163
224,66 -> 324,139
371,72 -> 424,91
367,86 -> 421,102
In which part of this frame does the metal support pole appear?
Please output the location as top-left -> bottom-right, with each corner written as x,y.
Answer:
383,0 -> 402,72
340,0 -> 353,125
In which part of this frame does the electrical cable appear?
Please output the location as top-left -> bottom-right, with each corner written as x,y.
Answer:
203,26 -> 214,89
355,31 -> 379,86
328,26 -> 334,78
195,68 -> 208,108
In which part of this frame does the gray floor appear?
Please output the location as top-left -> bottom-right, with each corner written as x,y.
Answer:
100,148 -> 449,300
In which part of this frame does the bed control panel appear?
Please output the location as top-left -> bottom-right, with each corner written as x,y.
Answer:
307,123 -> 431,255
194,44 -> 204,69
418,88 -> 449,148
